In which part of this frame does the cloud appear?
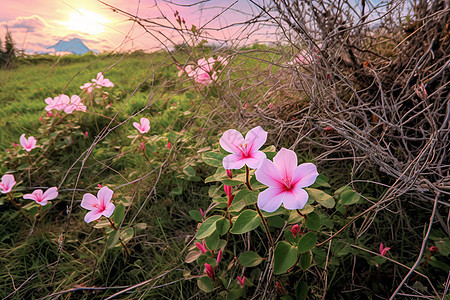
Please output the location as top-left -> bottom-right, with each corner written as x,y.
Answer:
5,15 -> 49,32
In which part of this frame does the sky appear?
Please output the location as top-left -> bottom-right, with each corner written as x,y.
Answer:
0,0 -> 272,54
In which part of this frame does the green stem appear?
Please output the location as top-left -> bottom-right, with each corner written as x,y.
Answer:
106,217 -> 130,257
244,165 -> 273,248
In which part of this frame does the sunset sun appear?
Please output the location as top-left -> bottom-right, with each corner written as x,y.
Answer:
61,8 -> 110,35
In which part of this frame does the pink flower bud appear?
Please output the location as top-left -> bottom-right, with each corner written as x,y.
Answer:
97,184 -> 102,188
199,208 -> 205,218
237,276 -> 245,288
140,142 -> 146,150
204,263 -> 215,281
195,240 -> 207,255
379,243 -> 391,256
429,246 -> 438,253
226,169 -> 232,179
167,142 -> 171,149
216,249 -> 222,265
84,132 -> 88,138
39,117 -> 43,122
224,185 -> 232,197
47,111 -> 53,117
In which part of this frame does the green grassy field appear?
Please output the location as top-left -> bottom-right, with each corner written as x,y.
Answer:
0,49 -> 448,300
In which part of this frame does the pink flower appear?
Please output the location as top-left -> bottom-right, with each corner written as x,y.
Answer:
80,186 -> 115,223
219,126 -> 267,169
176,65 -> 184,77
0,174 -> 16,193
379,243 -> 391,256
195,240 -> 207,255
20,134 -> 37,152
167,142 -> 171,149
80,82 -> 96,95
92,72 -> 114,87
64,95 -> 86,114
216,249 -> 222,265
290,224 -> 301,237
133,117 -> 150,134
84,132 -> 89,138
204,263 -> 215,281
44,96 -> 62,111
23,187 -> 58,206
237,276 -> 246,288
255,148 -> 319,212
12,142 -> 19,147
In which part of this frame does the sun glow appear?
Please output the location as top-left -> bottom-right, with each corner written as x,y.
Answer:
61,8 -> 110,35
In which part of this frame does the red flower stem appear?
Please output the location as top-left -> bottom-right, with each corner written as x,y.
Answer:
245,165 -> 273,248
106,217 -> 130,257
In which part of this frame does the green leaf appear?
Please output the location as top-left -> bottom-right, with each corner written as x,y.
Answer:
121,227 -> 134,243
299,252 -> 311,270
273,241 -> 298,275
113,203 -> 125,224
189,209 -> 203,222
228,190 -> 258,213
298,232 -> 317,253
339,189 -> 361,205
185,250 -> 201,263
295,281 -> 308,300
306,188 -> 335,208
305,212 -> 321,231
205,230 -> 220,250
197,215 -> 223,239
170,186 -> 183,195
183,166 -> 197,177
238,251 -> 264,267
202,152 -> 225,167
216,218 -> 230,235
230,210 -> 261,235
185,92 -> 195,99
106,230 -> 120,249
310,174 -> 331,188
197,276 -> 213,293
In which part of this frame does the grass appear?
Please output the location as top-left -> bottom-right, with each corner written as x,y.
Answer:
0,49 -> 448,300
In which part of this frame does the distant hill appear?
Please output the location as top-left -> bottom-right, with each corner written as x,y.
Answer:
47,38 -> 90,55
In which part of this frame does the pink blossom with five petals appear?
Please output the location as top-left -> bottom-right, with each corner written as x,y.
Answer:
219,126 -> 267,169
92,72 -> 114,87
0,174 -> 16,193
255,148 -> 319,212
133,117 -> 150,134
20,134 -> 37,152
23,187 -> 58,206
80,186 -> 116,223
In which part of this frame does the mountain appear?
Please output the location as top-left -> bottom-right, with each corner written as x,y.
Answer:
47,38 -> 91,55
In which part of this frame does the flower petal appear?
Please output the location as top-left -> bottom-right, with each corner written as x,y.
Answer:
244,150 -> 266,169
97,186 -> 113,206
222,153 -> 246,170
255,158 -> 283,187
219,129 -> 245,154
23,190 -> 40,201
257,187 -> 285,212
20,134 -> 27,148
140,117 -> 150,127
273,148 -> 298,180
81,193 -> 98,210
84,210 -> 103,223
292,163 -> 319,188
42,187 -> 58,201
282,187 -> 308,210
245,126 -> 267,153
102,202 -> 115,218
